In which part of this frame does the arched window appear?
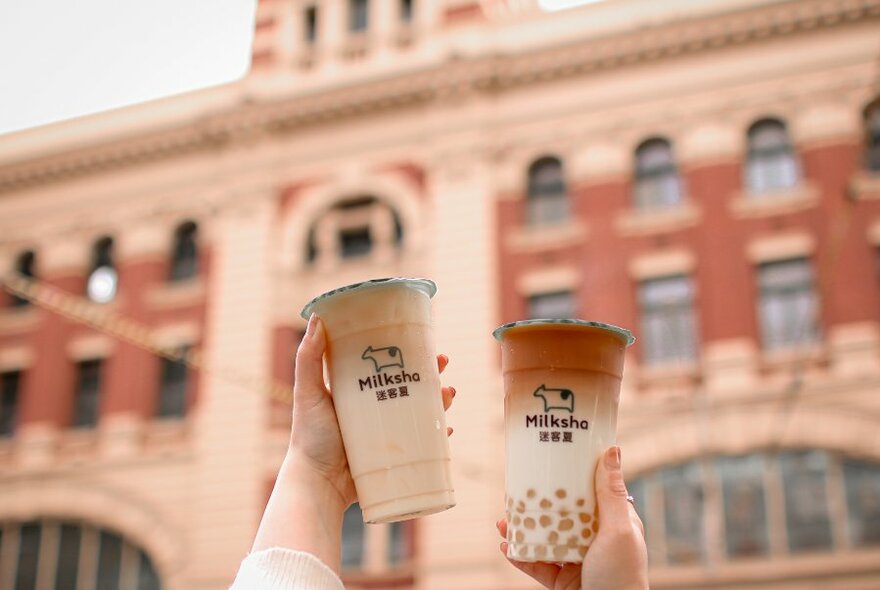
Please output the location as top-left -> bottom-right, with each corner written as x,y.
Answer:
169,221 -> 198,282
864,98 -> 880,172
526,156 -> 568,225
0,519 -> 161,589
627,449 -> 880,568
633,138 -> 683,209
745,118 -> 800,193
86,237 -> 117,304
304,196 -> 404,265
10,250 -> 35,307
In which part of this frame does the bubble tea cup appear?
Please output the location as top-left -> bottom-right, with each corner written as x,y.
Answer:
301,278 -> 455,524
493,319 -> 634,563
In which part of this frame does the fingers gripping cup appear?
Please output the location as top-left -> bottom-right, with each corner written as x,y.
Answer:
493,319 -> 634,563
301,278 -> 455,524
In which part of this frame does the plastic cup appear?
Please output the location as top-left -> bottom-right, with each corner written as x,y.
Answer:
301,278 -> 455,524
493,319 -> 634,563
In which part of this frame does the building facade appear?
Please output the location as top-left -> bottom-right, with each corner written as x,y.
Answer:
1,0 -> 880,588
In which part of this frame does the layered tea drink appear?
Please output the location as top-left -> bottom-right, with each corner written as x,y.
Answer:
301,278 -> 455,524
494,319 -> 634,563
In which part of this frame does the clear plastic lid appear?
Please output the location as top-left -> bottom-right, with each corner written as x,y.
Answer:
492,318 -> 635,347
300,277 -> 437,320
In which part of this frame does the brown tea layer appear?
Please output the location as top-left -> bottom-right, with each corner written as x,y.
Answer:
505,490 -> 600,564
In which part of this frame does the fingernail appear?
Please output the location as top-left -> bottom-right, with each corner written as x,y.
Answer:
447,427 -> 454,437
606,446 -> 621,469
306,313 -> 317,337
450,386 -> 457,397
500,542 -> 508,553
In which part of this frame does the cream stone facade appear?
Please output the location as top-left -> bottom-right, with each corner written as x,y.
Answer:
1,0 -> 880,588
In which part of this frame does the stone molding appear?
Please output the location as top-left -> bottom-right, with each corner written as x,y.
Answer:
0,0 -> 877,194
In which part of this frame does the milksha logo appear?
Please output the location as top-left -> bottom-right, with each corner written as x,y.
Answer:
527,384 -> 589,430
359,345 -> 421,392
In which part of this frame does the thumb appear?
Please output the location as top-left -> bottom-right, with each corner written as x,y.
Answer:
594,446 -> 630,530
294,313 -> 328,404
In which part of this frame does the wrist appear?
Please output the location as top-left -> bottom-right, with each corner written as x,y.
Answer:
282,449 -> 350,517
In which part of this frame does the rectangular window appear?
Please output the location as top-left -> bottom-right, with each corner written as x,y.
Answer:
400,0 -> 414,22
349,0 -> 369,32
157,351 -> 189,419
339,227 -> 372,259
758,258 -> 819,351
73,360 -> 102,428
1,371 -> 21,437
15,523 -> 41,590
304,6 -> 318,43
780,450 -> 833,553
55,524 -> 82,590
661,463 -> 705,564
341,503 -> 365,570
842,459 -> 880,547
638,275 -> 698,365
527,291 -> 575,320
717,455 -> 770,558
388,521 -> 412,566
96,531 -> 122,590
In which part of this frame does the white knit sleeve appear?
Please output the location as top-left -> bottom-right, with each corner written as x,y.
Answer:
230,548 -> 345,590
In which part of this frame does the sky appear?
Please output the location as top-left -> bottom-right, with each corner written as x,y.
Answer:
0,0 -> 257,136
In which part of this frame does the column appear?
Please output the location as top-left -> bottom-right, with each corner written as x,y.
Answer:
190,198 -> 273,586
422,148 -> 503,589
318,0 -> 343,70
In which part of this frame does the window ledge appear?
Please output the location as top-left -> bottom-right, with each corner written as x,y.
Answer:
58,428 -> 100,461
849,172 -> 880,200
0,306 -> 40,334
615,201 -> 701,237
506,220 -> 588,253
143,418 -> 189,453
637,361 -> 701,387
760,343 -> 825,370
145,278 -> 206,310
729,183 -> 820,219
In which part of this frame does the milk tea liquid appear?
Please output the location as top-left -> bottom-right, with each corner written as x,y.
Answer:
305,279 -> 455,524
496,321 -> 631,563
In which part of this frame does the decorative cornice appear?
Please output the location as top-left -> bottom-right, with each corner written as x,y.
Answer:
0,0 -> 877,194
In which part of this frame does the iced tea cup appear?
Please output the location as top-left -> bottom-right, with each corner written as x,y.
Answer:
493,319 -> 634,563
301,278 -> 455,524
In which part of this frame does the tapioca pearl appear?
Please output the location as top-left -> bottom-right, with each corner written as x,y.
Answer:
581,527 -> 592,539
524,517 -> 536,530
540,498 -> 553,509
534,545 -> 547,559
576,498 -> 585,507
548,531 -> 559,544
560,510 -> 570,518
578,546 -> 588,558
566,535 -> 579,548
517,545 -> 529,558
515,530 -> 525,543
516,501 -> 526,513
512,515 -> 522,526
553,546 -> 568,560
539,515 -> 552,528
558,518 -> 574,531
579,512 -> 592,524
591,519 -> 599,533
527,489 -> 537,499
555,489 -> 567,499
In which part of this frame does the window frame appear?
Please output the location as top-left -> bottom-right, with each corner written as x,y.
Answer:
633,137 -> 683,210
72,359 -> 103,429
0,370 -> 21,438
637,274 -> 699,365
168,222 -> 199,283
756,257 -> 819,352
526,156 -> 569,226
745,118 -> 801,194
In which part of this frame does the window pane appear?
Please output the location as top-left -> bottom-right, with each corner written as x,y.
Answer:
634,139 -> 682,209
339,227 -> 372,258
758,259 -> 818,350
304,6 -> 318,43
169,224 -> 198,282
661,464 -> 705,564
350,0 -> 368,31
843,459 -> 880,547
746,120 -> 799,192
527,158 -> 568,225
717,455 -> 770,558
11,251 -> 35,307
388,521 -> 410,566
527,291 -> 575,320
157,354 -> 188,419
15,523 -> 41,590
137,552 -> 161,590
779,450 -> 833,553
55,524 -> 81,590
73,360 -> 102,428
96,531 -> 123,590
639,276 -> 697,364
400,0 -> 414,22
1,371 -> 20,437
341,504 -> 365,570
866,103 -> 880,171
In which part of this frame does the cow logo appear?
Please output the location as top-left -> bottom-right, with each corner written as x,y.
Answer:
533,385 -> 575,413
361,345 -> 405,373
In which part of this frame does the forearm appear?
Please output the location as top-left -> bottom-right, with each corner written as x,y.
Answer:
251,450 -> 348,574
